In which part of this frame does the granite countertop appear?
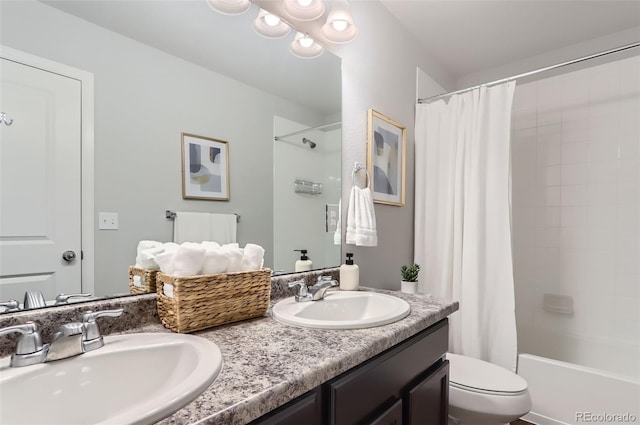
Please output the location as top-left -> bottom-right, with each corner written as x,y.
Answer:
149,288 -> 459,425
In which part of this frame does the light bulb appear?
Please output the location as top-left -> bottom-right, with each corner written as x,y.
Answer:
299,36 -> 314,48
332,20 -> 348,31
297,0 -> 313,6
264,14 -> 280,26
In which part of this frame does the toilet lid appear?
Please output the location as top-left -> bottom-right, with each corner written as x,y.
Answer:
446,353 -> 528,394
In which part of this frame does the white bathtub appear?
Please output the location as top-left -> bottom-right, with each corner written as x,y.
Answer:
517,354 -> 640,424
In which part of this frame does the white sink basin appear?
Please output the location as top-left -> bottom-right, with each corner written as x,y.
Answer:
0,333 -> 222,425
272,291 -> 411,329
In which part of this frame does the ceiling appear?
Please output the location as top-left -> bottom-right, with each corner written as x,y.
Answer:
379,0 -> 640,80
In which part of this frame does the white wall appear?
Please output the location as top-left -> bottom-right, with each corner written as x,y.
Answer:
511,54 -> 639,379
1,1 -> 327,296
328,1 -> 455,289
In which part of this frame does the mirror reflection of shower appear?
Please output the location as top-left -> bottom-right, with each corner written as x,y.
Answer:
273,117 -> 342,275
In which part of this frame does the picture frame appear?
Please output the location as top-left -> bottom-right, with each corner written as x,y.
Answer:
366,109 -> 406,206
181,133 -> 230,201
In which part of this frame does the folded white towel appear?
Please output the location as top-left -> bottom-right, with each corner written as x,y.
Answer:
241,243 -> 265,272
201,247 -> 229,274
172,243 -> 206,277
155,251 -> 175,275
137,240 -> 162,256
225,247 -> 244,273
135,246 -> 164,270
345,186 -> 377,247
135,240 -> 163,269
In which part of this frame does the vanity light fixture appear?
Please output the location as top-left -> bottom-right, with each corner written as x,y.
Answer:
254,8 -> 291,39
289,32 -> 324,59
283,0 -> 325,21
206,0 -> 251,15
321,0 -> 358,44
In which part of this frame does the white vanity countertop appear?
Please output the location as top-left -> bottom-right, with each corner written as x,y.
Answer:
148,288 -> 458,425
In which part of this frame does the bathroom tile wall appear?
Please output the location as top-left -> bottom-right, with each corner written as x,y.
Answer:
511,55 -> 639,379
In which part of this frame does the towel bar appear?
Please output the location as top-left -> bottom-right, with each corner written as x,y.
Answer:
165,210 -> 240,222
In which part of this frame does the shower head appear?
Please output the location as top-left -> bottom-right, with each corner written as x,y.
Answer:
302,138 -> 317,149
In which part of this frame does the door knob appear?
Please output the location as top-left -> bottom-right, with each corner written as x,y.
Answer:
62,250 -> 76,262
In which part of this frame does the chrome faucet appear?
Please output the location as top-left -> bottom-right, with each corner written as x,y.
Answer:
288,276 -> 339,302
0,308 -> 123,367
0,322 -> 48,367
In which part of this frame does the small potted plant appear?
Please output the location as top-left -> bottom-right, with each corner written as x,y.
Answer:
400,264 -> 420,294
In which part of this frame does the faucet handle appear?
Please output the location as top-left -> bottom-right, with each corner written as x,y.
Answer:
0,322 -> 47,367
55,293 -> 92,305
316,275 -> 334,284
0,299 -> 20,312
288,279 -> 313,302
82,309 -> 123,350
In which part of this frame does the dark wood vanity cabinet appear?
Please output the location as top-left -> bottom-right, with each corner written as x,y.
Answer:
250,319 -> 449,425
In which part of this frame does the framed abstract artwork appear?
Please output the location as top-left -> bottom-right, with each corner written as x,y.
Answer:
181,133 -> 230,201
366,109 -> 406,206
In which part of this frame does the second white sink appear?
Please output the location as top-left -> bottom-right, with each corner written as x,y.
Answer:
0,332 -> 222,425
272,291 -> 411,329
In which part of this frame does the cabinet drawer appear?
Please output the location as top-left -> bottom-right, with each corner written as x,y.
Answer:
369,399 -> 402,425
406,360 -> 449,425
249,388 -> 321,425
327,319 -> 448,425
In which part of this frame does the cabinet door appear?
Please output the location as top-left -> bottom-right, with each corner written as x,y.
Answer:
369,400 -> 402,425
405,360 -> 449,425
327,320 -> 448,425
249,388 -> 321,425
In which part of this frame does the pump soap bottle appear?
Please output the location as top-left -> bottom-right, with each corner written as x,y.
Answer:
294,249 -> 313,272
340,253 -> 359,291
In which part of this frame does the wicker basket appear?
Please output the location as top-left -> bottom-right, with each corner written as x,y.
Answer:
128,266 -> 159,294
156,268 -> 272,333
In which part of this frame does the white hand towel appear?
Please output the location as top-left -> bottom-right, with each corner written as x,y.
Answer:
173,212 -> 237,245
172,242 -> 206,277
209,213 -> 237,245
225,248 -> 244,273
346,186 -> 378,247
202,247 -> 229,274
333,199 -> 342,245
241,243 -> 265,272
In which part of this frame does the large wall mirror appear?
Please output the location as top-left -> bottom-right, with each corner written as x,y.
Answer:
0,0 -> 342,312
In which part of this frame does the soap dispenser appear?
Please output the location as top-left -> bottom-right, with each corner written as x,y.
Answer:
340,253 -> 359,291
294,249 -> 313,272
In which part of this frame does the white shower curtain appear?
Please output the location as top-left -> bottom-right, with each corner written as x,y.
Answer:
415,82 -> 517,372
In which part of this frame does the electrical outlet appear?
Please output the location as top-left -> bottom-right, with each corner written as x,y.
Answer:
98,212 -> 119,230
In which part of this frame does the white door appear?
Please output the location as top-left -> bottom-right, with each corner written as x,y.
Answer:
0,57 -> 82,303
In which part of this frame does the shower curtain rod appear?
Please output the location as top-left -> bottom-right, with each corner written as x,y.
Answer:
418,41 -> 640,104
274,121 -> 341,141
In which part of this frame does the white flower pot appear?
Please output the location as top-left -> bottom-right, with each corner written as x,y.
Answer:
401,280 -> 418,294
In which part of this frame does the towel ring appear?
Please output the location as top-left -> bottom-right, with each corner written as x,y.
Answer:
352,162 -> 370,188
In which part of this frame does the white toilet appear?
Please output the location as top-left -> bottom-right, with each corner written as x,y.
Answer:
446,353 -> 531,425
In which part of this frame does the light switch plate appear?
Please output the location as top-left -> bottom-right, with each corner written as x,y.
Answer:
98,212 -> 119,230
